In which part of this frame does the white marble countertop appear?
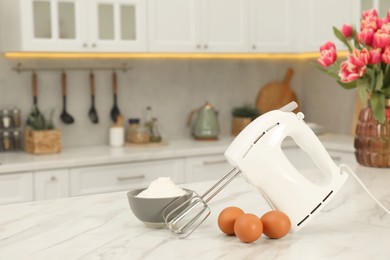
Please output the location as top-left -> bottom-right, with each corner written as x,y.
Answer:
0,133 -> 354,174
0,164 -> 388,259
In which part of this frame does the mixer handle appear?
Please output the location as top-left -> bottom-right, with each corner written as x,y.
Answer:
279,101 -> 298,112
290,114 -> 340,180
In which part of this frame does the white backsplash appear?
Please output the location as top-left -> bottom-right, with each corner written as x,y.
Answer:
0,57 -> 355,147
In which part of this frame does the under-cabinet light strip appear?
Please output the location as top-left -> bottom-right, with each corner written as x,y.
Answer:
3,52 -> 349,60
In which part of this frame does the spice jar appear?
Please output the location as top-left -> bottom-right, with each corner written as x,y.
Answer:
2,131 -> 12,151
12,108 -> 21,128
12,130 -> 22,151
127,118 -> 149,144
1,109 -> 12,129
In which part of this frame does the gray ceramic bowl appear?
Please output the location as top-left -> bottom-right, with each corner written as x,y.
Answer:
127,188 -> 193,228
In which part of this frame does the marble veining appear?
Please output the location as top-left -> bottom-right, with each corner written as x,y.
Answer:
0,164 -> 389,259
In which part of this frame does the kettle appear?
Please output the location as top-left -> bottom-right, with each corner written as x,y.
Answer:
188,102 -> 220,140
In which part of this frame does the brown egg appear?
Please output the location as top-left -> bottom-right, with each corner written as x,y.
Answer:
218,206 -> 245,235
234,213 -> 263,243
260,210 -> 291,239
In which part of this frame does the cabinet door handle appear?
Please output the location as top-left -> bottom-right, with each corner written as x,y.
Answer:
49,176 -> 57,181
203,159 -> 227,165
117,175 -> 145,181
252,44 -> 257,50
203,44 -> 208,49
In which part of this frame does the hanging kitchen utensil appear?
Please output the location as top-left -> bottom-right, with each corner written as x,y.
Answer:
88,72 -> 99,124
27,71 -> 45,129
110,71 -> 120,123
60,72 -> 75,124
187,102 -> 219,140
255,68 -> 300,114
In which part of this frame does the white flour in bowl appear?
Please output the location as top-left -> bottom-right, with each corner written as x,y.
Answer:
136,177 -> 186,198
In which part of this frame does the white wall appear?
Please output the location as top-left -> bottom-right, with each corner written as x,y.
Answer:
0,56 -> 355,148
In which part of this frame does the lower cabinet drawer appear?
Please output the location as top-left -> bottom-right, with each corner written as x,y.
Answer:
0,172 -> 33,205
34,169 -> 70,200
185,155 -> 232,182
70,159 -> 185,196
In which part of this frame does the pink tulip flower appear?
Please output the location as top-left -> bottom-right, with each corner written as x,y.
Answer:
370,48 -> 382,64
384,10 -> 390,24
341,24 -> 353,38
339,60 -> 366,83
362,8 -> 378,19
358,29 -> 374,46
317,42 -> 337,67
361,16 -> 379,31
381,46 -> 390,63
320,41 -> 336,52
350,48 -> 370,67
373,29 -> 390,48
361,9 -> 380,32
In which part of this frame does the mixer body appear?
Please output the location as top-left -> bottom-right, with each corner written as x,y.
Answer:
224,110 -> 348,232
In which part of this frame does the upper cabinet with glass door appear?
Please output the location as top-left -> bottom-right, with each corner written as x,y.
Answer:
88,0 -> 147,52
1,0 -> 86,52
0,0 -> 146,52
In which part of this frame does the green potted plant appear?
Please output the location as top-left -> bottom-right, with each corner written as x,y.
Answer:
231,104 -> 260,136
24,108 -> 61,154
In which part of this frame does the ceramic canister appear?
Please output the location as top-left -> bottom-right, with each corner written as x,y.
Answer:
109,127 -> 125,147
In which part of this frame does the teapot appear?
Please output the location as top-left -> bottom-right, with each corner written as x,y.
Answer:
188,102 -> 220,140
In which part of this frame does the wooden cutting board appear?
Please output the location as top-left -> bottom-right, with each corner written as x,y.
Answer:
256,68 -> 300,113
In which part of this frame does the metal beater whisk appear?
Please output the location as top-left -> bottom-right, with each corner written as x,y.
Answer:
163,168 -> 241,239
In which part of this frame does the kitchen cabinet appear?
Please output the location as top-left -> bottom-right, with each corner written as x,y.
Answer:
87,0 -> 147,52
1,0 -> 85,52
299,0 -> 360,52
70,159 -> 185,196
34,169 -> 70,200
184,155 -> 231,182
0,0 -> 146,52
0,172 -> 33,205
361,0 -> 390,18
148,0 -> 249,52
249,0 -> 298,53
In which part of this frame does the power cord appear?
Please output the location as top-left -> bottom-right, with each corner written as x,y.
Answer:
340,164 -> 390,215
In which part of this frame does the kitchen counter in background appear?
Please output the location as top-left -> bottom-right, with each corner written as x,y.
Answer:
0,165 -> 389,259
0,133 -> 354,174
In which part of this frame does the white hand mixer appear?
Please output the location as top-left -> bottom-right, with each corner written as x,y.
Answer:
163,102 -> 389,238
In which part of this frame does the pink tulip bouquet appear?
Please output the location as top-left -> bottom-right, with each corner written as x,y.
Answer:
316,8 -> 390,123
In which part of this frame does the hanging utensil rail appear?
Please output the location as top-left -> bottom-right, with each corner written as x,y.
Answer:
12,62 -> 130,73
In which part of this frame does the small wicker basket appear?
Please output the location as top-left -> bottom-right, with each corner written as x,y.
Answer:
24,128 -> 61,154
231,117 -> 252,136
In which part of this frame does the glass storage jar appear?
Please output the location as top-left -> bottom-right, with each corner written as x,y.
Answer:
2,131 -> 12,151
127,118 -> 149,144
1,109 -> 12,129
